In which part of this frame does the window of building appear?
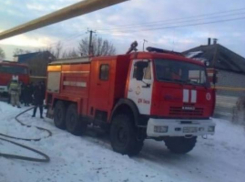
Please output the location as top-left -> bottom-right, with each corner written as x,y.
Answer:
99,64 -> 109,80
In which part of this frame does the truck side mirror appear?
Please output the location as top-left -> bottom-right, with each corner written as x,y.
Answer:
30,69 -> 32,75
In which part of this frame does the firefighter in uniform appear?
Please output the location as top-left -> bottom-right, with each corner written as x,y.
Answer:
8,76 -> 21,108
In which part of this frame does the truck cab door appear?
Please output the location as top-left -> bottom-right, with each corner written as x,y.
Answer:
127,60 -> 153,115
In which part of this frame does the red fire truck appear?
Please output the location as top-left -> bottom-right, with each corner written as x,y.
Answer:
0,61 -> 30,95
46,46 -> 216,156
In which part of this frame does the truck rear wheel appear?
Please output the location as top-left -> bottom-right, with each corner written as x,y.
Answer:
66,104 -> 87,136
54,101 -> 66,129
164,137 -> 197,154
110,114 -> 143,156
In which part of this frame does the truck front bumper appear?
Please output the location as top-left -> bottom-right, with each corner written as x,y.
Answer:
146,118 -> 215,137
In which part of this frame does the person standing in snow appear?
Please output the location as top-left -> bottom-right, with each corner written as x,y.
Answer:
29,82 -> 34,104
24,83 -> 33,106
8,77 -> 21,108
32,82 -> 45,118
20,82 -> 26,104
40,81 -> 46,96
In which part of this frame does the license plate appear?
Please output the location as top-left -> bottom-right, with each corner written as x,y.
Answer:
183,127 -> 197,133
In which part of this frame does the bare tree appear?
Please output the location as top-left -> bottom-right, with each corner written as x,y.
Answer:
54,42 -> 63,59
62,48 -> 79,59
78,37 -> 116,57
43,42 -> 63,60
0,47 -> 5,59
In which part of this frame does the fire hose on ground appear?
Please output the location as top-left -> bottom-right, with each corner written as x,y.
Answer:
0,107 -> 52,163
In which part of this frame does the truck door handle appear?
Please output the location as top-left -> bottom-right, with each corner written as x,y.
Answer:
97,83 -> 101,86
142,83 -> 151,88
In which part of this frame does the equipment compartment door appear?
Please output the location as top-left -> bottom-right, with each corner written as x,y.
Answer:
88,60 -> 112,118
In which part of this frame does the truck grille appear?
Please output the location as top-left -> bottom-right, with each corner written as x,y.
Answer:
169,107 -> 203,116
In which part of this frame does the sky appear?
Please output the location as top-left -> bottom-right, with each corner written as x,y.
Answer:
0,0 -> 244,60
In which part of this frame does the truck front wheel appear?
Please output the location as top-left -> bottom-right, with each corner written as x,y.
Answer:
54,101 -> 66,129
66,104 -> 87,136
110,114 -> 144,156
164,137 -> 197,154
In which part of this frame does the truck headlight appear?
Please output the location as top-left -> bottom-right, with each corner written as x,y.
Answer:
154,126 -> 168,133
208,126 -> 215,132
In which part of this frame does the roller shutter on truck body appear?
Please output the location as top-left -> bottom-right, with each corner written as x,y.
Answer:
46,57 -> 91,113
47,72 -> 61,93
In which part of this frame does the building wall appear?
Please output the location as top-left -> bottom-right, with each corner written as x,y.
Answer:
28,58 -> 49,77
216,70 -> 245,97
26,53 -> 51,84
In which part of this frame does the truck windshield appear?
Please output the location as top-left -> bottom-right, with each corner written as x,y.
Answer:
154,59 -> 208,86
0,65 -> 28,75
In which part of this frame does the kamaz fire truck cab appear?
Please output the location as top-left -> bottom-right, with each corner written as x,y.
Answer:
47,45 -> 215,156
128,51 -> 215,134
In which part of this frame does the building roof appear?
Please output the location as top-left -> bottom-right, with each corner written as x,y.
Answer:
0,59 -> 11,62
0,61 -> 28,67
15,51 -> 53,63
182,44 -> 245,74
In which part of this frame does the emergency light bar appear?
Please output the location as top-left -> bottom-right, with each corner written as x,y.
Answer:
146,47 -> 183,56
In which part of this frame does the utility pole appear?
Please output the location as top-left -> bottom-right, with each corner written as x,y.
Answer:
88,30 -> 96,56
211,38 -> 218,89
212,38 -> 218,67
143,39 -> 148,52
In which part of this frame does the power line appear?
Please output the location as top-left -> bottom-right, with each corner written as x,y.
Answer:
48,32 -> 87,47
125,16 -> 245,33
99,12 -> 245,32
23,14 -> 245,56
97,16 -> 245,34
93,7 -> 245,30
42,7 -> 245,45
18,8 -> 245,56
43,8 -> 245,49
97,12 -> 245,32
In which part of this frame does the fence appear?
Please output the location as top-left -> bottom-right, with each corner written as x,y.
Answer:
215,94 -> 245,125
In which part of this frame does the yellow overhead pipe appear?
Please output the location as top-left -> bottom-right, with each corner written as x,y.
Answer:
0,0 -> 128,40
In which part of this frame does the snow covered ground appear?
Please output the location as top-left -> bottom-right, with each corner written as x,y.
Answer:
0,101 -> 245,182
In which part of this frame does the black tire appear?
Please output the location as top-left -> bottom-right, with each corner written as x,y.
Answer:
66,104 -> 87,136
110,114 -> 144,156
54,101 -> 66,129
164,137 -> 197,154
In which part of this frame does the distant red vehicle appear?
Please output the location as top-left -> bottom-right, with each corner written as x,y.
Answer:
0,61 -> 30,94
